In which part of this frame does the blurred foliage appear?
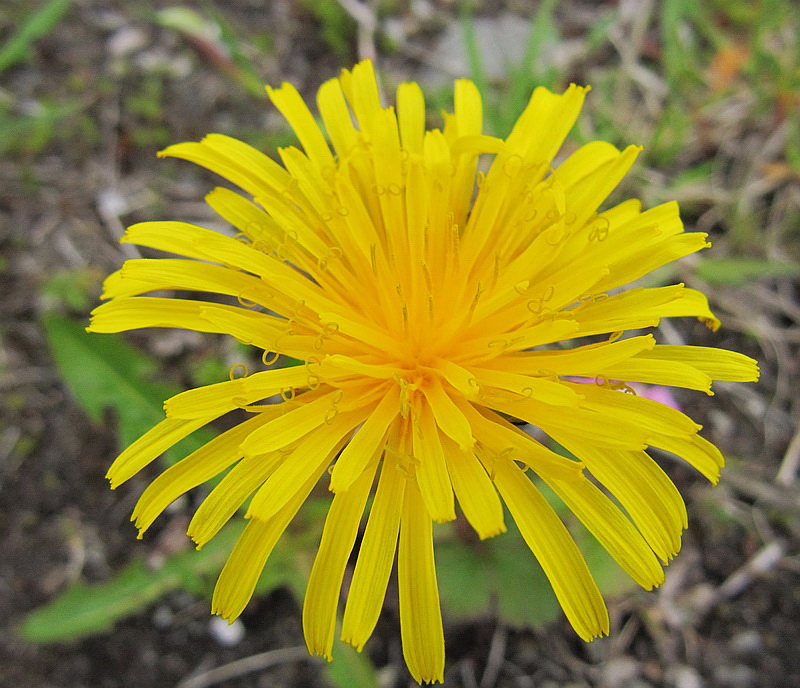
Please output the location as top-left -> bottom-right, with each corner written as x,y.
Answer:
695,257 -> 800,286
0,0 -> 93,157
0,99 -> 82,156
301,0 -> 355,59
20,521 -> 247,642
156,5 -> 268,98
0,0 -> 71,74
460,0 -> 560,138
43,315 -> 175,452
39,269 -> 103,313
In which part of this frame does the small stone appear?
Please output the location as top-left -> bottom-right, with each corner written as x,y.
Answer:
152,604 -> 173,629
209,615 -> 245,647
600,656 -> 639,687
410,0 -> 435,22
730,630 -> 762,657
714,664 -> 758,688
107,26 -> 149,58
666,664 -> 703,688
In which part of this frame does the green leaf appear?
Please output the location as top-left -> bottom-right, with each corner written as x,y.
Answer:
575,526 -> 635,599
437,508 -> 636,628
435,534 -> 495,618
326,637 -> 378,688
490,529 -> 562,627
42,315 -> 175,450
0,0 -> 72,74
436,519 -> 561,627
205,4 -> 267,98
20,522 -> 244,642
42,315 -> 216,460
696,257 -> 800,286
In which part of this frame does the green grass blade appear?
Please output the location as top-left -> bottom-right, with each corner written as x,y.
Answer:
0,0 -> 72,74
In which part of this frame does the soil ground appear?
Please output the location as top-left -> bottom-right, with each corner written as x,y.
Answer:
2,1 -> 799,687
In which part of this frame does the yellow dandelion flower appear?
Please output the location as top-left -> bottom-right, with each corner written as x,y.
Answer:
89,60 -> 759,684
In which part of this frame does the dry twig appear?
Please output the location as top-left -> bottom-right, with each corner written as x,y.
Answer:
176,646 -> 315,688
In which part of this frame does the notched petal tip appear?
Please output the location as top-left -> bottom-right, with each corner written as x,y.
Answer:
340,634 -> 367,653
476,522 -> 507,540
156,142 -> 184,159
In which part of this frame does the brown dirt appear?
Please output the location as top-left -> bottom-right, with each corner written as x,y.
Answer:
2,1 -> 798,687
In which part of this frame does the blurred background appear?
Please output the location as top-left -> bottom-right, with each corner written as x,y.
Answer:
1,0 -> 798,686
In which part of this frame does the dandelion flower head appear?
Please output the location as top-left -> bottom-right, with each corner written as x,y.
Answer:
89,61 -> 759,683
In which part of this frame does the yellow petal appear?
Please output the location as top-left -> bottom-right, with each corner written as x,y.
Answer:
557,143 -> 641,229
422,380 -> 474,450
267,81 -> 335,170
397,82 -> 425,154
456,319 -> 580,361
486,394 -> 649,449
463,403 -> 583,482
343,60 -> 383,139
557,438 -> 687,562
398,479 -> 445,684
159,134 -> 290,199
212,454 -> 329,621
490,334 -> 656,376
304,458 -> 378,659
188,450 -> 285,547
330,387 -> 399,493
89,297 -> 256,336
453,79 -> 482,136
239,391 -> 340,456
318,310 -> 406,359
506,83 -> 588,167
441,434 -> 505,539
205,186 -> 283,246
636,345 -> 759,382
433,359 -> 479,397
197,306 -> 314,359
648,286 -> 720,331
545,474 -> 665,589
493,456 -> 609,641
245,407 -> 364,521
600,357 -> 713,393
413,403 -> 455,523
108,258 -> 278,308
119,221 -> 336,314
650,433 -> 724,483
404,156 -> 429,269
600,233 -> 713,296
106,417 -> 208,488
164,367 -> 310,419
448,79 -> 486,230
342,446 -> 406,650
565,382 -> 702,438
571,284 -> 688,336
471,367 -> 580,407
317,77 -> 360,157
324,354 -> 399,380
132,412 -> 275,535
